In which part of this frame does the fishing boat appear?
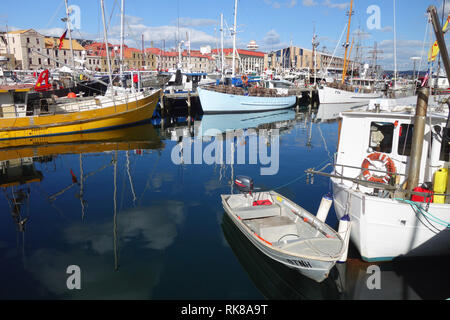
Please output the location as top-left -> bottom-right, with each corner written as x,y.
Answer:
198,86 -> 296,114
317,83 -> 382,106
0,87 -> 161,142
309,7 -> 450,262
221,176 -> 345,283
321,93 -> 449,261
317,0 -> 383,105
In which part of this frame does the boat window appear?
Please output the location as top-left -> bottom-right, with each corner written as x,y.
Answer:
369,122 -> 394,153
13,92 -> 26,104
441,128 -> 450,162
398,124 -> 414,156
273,82 -> 291,88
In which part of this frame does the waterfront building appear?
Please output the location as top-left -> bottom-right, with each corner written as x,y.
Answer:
265,45 -> 360,75
146,48 -> 215,73
211,48 -> 265,74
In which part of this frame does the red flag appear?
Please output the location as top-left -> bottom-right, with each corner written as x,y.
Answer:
59,29 -> 67,50
70,169 -> 78,184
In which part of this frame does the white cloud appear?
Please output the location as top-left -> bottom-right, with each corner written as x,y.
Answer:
261,29 -> 288,51
175,17 -> 217,27
264,0 -> 298,9
302,0 -> 318,7
322,0 -> 349,10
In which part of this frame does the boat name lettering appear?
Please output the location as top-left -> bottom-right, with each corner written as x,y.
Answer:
287,259 -> 312,268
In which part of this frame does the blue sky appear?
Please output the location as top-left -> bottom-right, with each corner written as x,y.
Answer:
0,0 -> 448,71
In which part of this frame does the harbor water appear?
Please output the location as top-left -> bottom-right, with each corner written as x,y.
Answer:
0,105 -> 448,300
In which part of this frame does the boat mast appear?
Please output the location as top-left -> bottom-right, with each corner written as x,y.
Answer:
100,0 -> 115,95
221,13 -> 224,77
120,0 -> 124,80
232,0 -> 238,77
64,0 -> 75,71
393,0 -> 397,88
341,0 -> 353,84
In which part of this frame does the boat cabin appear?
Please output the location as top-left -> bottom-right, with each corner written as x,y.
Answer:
335,109 -> 449,200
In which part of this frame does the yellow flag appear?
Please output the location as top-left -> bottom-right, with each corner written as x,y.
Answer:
428,15 -> 450,62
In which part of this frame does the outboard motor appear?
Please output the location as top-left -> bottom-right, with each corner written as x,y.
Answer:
234,176 -> 254,194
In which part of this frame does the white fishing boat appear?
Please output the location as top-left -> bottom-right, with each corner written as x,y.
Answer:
197,86 -> 297,114
313,6 -> 450,262
317,83 -> 382,105
221,176 -> 345,283
327,97 -> 449,261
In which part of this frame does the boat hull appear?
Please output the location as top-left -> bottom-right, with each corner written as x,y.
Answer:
198,87 -> 297,114
0,90 -> 160,142
221,193 -> 338,283
331,178 -> 450,261
318,85 -> 382,105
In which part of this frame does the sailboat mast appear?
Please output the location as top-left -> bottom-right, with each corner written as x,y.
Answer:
221,13 -> 224,77
100,0 -> 114,94
120,0 -> 124,79
393,0 -> 397,88
232,0 -> 238,77
341,0 -> 353,84
64,0 -> 75,70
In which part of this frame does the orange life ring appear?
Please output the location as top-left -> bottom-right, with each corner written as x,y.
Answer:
361,152 -> 396,184
241,74 -> 248,85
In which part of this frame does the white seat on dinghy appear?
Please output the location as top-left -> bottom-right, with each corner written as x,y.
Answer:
233,204 -> 281,220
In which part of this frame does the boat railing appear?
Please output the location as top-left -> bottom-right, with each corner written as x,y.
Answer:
305,163 -> 449,199
36,91 -> 146,116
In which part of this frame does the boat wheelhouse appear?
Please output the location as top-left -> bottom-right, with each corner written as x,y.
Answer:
328,105 -> 449,261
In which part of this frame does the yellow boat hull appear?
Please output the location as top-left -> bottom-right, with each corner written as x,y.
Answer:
0,89 -> 161,143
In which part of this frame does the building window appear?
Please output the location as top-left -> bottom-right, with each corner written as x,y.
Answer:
36,38 -> 39,44
29,58 -> 32,65
47,49 -> 49,55
38,58 -> 41,65
27,37 -> 30,43
47,58 -> 50,65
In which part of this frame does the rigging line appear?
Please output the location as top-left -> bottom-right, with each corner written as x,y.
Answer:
273,158 -> 331,191
417,14 -> 430,80
45,0 -> 65,29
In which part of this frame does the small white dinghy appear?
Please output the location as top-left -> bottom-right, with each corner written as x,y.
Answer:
221,176 -> 345,283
